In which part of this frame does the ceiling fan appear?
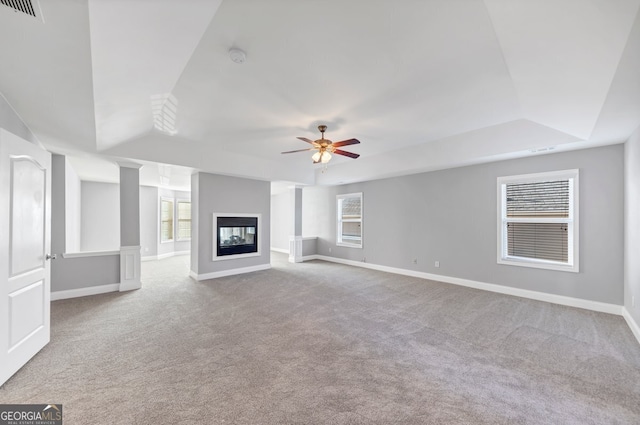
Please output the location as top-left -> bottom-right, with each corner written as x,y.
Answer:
281,125 -> 360,164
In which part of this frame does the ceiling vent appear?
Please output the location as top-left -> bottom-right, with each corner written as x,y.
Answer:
1,0 -> 43,21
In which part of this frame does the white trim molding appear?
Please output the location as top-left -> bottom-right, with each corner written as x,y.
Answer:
190,264 -> 271,281
116,161 -> 143,169
622,308 -> 640,345
51,283 -> 120,301
289,236 -> 303,263
62,250 -> 119,259
305,255 -> 622,316
119,245 -> 141,291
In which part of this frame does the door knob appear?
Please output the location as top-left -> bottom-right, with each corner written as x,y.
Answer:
45,254 -> 57,260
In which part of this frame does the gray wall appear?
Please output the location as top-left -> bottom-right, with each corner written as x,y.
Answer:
51,155 -> 120,292
191,174 -> 200,273
81,181 -> 120,251
52,255 -> 121,291
50,154 -> 82,254
140,186 -> 159,257
65,159 -> 81,252
51,155 -> 67,255
625,127 -> 640,323
303,144 -> 624,305
302,238 -> 317,257
120,166 -> 140,247
270,191 -> 292,251
191,172 -> 270,276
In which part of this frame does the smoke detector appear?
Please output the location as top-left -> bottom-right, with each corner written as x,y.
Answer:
229,48 -> 246,64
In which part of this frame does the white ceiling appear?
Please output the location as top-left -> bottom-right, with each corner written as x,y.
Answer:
1,0 -> 639,191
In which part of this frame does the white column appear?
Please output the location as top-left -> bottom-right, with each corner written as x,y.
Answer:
289,236 -> 303,263
289,186 -> 303,263
119,246 -> 141,291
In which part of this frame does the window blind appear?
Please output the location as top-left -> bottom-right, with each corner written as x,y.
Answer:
506,180 -> 569,218
507,223 -> 568,262
161,199 -> 174,241
341,197 -> 361,219
177,201 -> 191,239
505,179 -> 570,263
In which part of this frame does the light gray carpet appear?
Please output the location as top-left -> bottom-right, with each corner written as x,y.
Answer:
2,252 -> 640,424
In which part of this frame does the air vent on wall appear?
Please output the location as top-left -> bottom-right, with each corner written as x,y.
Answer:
1,0 -> 43,21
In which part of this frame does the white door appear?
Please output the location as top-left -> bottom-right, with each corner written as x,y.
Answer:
0,129 -> 51,386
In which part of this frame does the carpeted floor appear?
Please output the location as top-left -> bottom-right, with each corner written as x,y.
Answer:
2,252 -> 640,424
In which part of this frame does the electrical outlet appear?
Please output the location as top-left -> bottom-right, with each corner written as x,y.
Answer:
435,261 -> 440,268
329,247 -> 332,253
362,257 -> 366,263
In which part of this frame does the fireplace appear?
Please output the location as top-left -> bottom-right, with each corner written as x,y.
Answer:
213,214 -> 260,260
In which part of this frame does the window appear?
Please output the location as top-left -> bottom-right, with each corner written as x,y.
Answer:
177,200 -> 191,240
160,198 -> 174,242
497,169 -> 579,272
337,193 -> 362,248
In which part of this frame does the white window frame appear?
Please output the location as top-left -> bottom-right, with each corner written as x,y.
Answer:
497,169 -> 579,272
176,198 -> 191,241
160,197 -> 174,243
337,192 -> 363,248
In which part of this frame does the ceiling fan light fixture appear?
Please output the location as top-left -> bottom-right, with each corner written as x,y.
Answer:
283,125 -> 360,164
312,150 -> 332,163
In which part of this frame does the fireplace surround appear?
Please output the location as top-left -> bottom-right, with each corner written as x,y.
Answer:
212,213 -> 261,261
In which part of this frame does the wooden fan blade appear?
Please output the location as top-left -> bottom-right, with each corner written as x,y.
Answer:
332,138 -> 360,148
334,149 -> 360,159
281,148 -> 314,154
297,137 -> 316,145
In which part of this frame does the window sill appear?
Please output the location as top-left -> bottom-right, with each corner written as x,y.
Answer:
498,257 -> 578,273
337,242 -> 363,249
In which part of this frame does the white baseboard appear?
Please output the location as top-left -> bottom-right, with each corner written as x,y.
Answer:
306,255 -> 623,316
622,308 -> 640,345
51,283 -> 120,301
142,251 -> 190,261
270,247 -> 289,254
190,264 -> 271,281
119,280 -> 141,292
